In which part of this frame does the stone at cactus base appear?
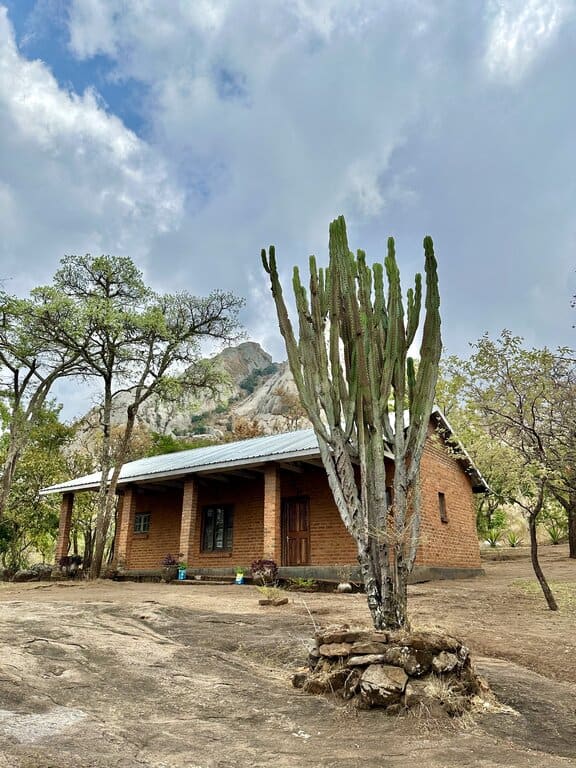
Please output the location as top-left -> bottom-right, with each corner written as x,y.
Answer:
432,651 -> 461,674
347,654 -> 388,667
360,664 -> 408,708
318,642 -> 353,657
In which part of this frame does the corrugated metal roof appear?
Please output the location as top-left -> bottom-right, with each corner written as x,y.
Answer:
41,429 -> 321,495
41,409 -> 490,496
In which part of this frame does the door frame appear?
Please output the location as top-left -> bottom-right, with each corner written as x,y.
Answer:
281,495 -> 310,566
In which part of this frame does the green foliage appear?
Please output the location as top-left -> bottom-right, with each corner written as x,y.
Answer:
444,331 -> 576,609
478,508 -> 507,542
0,289 -> 83,519
0,402 -> 71,570
146,432 -> 214,456
514,580 -> 576,611
506,530 -> 522,548
288,577 -> 317,590
540,501 -> 568,544
239,363 -> 279,394
33,253 -> 244,578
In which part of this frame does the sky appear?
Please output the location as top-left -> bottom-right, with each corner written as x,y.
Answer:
1,0 -> 575,416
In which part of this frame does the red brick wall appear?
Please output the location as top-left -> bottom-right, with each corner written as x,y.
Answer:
280,466 -> 358,565
417,428 -> 481,569
192,478 -> 264,568
128,489 -> 182,569
122,429 -> 480,572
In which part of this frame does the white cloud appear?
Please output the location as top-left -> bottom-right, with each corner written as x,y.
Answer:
65,0 -> 432,276
0,6 -> 183,289
484,0 -> 571,82
1,0 -> 575,394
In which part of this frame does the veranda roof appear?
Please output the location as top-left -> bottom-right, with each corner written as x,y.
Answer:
41,429 -> 323,495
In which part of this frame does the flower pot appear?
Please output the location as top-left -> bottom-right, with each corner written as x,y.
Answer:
177,567 -> 187,581
235,573 -> 245,585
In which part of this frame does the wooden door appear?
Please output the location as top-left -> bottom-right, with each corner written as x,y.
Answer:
281,496 -> 310,566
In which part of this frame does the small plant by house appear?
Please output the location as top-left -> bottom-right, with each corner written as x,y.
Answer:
161,553 -> 179,582
287,577 -> 317,591
483,509 -> 507,548
506,531 -> 522,548
257,585 -> 288,606
250,558 -> 278,585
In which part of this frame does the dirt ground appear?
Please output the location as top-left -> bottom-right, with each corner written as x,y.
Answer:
0,546 -> 575,768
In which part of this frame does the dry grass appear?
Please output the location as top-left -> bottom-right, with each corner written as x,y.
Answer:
513,580 -> 576,611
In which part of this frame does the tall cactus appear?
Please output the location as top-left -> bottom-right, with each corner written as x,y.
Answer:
262,216 -> 441,629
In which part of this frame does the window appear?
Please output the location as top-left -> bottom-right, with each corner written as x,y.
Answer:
201,505 -> 233,551
438,492 -> 448,523
134,512 -> 151,533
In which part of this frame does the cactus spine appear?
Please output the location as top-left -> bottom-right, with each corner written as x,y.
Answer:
262,216 -> 441,629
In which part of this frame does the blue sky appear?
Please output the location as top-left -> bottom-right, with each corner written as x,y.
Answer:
1,1 -> 575,415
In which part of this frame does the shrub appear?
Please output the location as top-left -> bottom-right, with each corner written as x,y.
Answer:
506,531 -> 522,548
250,558 -> 278,585
546,522 -> 567,545
288,577 -> 317,590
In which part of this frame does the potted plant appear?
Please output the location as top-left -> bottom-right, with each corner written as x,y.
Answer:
161,553 -> 178,582
234,566 -> 245,585
177,561 -> 188,581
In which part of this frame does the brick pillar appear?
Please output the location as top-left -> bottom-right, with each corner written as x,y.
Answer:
179,477 -> 199,564
55,493 -> 74,563
263,465 -> 282,562
115,486 -> 136,568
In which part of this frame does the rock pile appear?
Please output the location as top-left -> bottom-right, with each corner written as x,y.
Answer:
11,563 -> 54,582
292,625 -> 489,715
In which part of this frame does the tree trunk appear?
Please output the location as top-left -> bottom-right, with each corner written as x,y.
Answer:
358,550 -> 386,629
90,401 -> 138,578
89,384 -> 114,579
0,443 -> 20,519
83,526 -> 93,569
551,487 -> 576,559
528,511 -> 558,611
568,506 -> 576,559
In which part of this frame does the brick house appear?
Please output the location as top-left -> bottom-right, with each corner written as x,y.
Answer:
44,408 -> 487,581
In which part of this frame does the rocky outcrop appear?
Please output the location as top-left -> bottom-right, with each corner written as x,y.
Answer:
74,341 -> 297,442
293,625 -> 490,715
11,563 -> 53,582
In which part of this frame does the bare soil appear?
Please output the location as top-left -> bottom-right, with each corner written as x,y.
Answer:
0,545 -> 575,767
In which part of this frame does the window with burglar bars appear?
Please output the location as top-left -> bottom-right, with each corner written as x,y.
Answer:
201,505 -> 233,551
134,512 -> 151,533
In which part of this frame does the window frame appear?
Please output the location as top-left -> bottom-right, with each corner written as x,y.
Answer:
201,505 -> 234,552
438,492 -> 448,523
134,512 -> 151,534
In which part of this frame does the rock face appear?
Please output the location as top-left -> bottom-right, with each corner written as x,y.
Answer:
75,341 -> 311,442
292,624 -> 488,714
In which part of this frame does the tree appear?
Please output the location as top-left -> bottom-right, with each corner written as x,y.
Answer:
0,402 -> 71,571
0,291 -> 82,518
272,384 -> 309,430
35,255 -> 244,578
452,331 -> 576,609
435,360 -> 531,537
262,216 -> 441,630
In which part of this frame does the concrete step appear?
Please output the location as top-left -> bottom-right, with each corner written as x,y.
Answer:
172,578 -> 241,586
